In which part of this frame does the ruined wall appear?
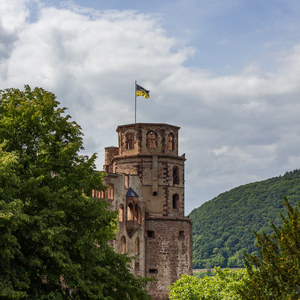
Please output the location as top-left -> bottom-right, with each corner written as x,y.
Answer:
145,217 -> 193,300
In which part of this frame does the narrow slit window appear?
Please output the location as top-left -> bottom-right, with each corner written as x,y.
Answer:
172,194 -> 179,209
173,166 -> 179,185
121,236 -> 126,254
135,237 -> 140,255
119,204 -> 124,222
124,175 -> 129,189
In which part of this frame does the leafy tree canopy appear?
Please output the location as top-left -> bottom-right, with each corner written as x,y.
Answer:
239,198 -> 300,299
190,170 -> 300,268
169,268 -> 247,300
0,86 -> 151,299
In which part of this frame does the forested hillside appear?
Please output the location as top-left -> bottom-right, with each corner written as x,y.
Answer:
189,169 -> 300,268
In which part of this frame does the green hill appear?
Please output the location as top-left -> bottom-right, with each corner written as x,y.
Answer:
189,169 -> 300,268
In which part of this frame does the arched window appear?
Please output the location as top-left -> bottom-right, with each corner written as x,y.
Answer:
147,131 -> 157,149
121,236 -> 126,254
168,133 -> 175,151
125,132 -> 134,150
135,237 -> 140,255
134,203 -> 139,221
173,166 -> 179,185
172,194 -> 179,209
127,203 -> 134,221
119,204 -> 124,222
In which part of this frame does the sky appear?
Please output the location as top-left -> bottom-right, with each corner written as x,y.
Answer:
1,0 -> 300,214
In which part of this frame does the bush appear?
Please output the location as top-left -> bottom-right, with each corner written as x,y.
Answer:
169,268 -> 248,300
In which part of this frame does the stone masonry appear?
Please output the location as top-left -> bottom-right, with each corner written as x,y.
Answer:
98,123 -> 192,299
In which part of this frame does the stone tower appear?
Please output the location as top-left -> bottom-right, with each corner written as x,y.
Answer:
102,123 -> 192,300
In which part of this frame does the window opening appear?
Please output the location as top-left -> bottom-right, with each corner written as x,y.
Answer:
124,175 -> 129,189
119,204 -> 124,222
168,133 -> 175,151
147,131 -> 157,149
110,187 -> 114,200
121,236 -> 126,254
172,194 -> 179,209
179,231 -> 185,240
135,237 -> 140,255
173,166 -> 179,185
127,203 -> 134,221
147,230 -> 155,238
125,132 -> 134,150
149,269 -> 158,274
96,190 -> 100,198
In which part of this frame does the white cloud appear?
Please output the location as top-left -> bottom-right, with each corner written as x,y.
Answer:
1,0 -> 300,214
0,0 -> 29,33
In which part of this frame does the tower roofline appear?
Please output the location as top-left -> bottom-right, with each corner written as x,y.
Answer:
116,123 -> 180,132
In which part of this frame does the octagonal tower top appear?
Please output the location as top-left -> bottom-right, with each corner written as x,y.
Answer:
116,123 -> 180,156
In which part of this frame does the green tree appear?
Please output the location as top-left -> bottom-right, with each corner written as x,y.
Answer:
169,268 -> 247,300
0,86 -> 151,299
239,198 -> 300,299
228,249 -> 246,268
190,170 -> 300,268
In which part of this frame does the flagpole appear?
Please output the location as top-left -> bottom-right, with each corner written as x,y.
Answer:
135,80 -> 137,123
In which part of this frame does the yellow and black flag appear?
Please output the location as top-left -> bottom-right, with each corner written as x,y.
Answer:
136,83 -> 150,99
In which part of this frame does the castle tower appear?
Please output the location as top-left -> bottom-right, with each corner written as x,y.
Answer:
104,123 -> 192,300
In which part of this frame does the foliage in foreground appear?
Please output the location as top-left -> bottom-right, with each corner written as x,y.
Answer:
0,86 -> 151,299
239,198 -> 300,299
169,268 -> 247,300
170,199 -> 299,300
190,170 -> 300,268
